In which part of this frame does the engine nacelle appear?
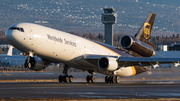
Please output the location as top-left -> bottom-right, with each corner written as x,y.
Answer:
120,35 -> 155,57
24,57 -> 45,71
98,57 -> 118,71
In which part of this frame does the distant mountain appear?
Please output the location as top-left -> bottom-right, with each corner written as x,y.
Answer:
0,0 -> 180,36
139,0 -> 180,6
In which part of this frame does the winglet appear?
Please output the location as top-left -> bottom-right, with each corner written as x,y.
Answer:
134,13 -> 156,41
7,45 -> 14,56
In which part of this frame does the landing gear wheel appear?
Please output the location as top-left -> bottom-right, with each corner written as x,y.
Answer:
59,75 -> 63,83
105,76 -> 120,83
105,76 -> 110,83
112,76 -> 117,83
25,56 -> 36,69
69,75 -> 73,83
116,76 -> 120,83
58,75 -> 74,83
86,75 -> 95,83
58,64 -> 74,83
109,76 -> 113,83
90,75 -> 95,83
64,76 -> 69,83
86,75 -> 91,83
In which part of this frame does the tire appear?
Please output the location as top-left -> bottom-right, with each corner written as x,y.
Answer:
69,75 -> 73,83
116,76 -> 120,83
109,76 -> 113,83
86,75 -> 91,83
58,75 -> 63,83
112,76 -> 117,83
90,75 -> 95,83
105,76 -> 109,83
65,76 -> 69,83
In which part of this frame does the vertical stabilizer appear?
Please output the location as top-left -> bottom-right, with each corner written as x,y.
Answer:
135,13 -> 156,41
134,13 -> 156,50
7,45 -> 14,56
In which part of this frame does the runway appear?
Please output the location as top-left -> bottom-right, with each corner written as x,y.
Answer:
0,72 -> 180,99
0,82 -> 180,98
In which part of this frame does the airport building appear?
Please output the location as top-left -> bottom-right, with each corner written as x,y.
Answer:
156,45 -> 168,51
157,43 -> 180,51
168,43 -> 180,51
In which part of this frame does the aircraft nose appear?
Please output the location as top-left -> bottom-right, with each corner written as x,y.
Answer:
5,26 -> 24,46
5,24 -> 26,43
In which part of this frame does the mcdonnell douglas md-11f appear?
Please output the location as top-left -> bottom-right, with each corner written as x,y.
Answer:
5,13 -> 180,83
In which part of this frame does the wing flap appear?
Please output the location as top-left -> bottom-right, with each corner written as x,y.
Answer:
84,54 -> 119,67
84,54 -> 118,60
84,54 -> 180,67
118,57 -> 180,67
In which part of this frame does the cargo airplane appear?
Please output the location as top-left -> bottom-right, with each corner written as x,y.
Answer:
5,13 -> 180,83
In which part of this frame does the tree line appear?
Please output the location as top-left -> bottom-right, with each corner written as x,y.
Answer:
78,33 -> 180,46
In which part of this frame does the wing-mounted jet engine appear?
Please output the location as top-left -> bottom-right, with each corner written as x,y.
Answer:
98,57 -> 118,71
24,56 -> 49,71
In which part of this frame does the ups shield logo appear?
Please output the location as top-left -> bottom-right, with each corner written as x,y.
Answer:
144,23 -> 151,40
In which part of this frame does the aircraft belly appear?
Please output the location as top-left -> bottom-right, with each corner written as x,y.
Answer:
65,57 -> 97,71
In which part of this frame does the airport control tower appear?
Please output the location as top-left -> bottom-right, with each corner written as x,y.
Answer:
101,8 -> 117,46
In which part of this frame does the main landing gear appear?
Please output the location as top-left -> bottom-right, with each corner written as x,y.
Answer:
105,76 -> 120,83
86,70 -> 95,83
58,64 -> 73,83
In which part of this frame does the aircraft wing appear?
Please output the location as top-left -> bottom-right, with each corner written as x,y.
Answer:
118,57 -> 180,67
84,54 -> 119,59
84,54 -> 180,67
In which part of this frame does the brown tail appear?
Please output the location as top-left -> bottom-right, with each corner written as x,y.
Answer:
134,13 -> 156,50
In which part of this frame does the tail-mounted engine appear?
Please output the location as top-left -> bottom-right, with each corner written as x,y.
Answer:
24,57 -> 45,71
98,57 -> 118,71
120,35 -> 155,57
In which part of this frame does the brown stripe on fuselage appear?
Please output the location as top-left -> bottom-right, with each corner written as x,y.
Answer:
87,39 -> 132,57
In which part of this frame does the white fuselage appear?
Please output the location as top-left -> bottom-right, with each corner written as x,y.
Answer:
5,23 -> 136,77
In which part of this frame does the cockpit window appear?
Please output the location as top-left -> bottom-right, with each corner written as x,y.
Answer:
9,27 -> 24,32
